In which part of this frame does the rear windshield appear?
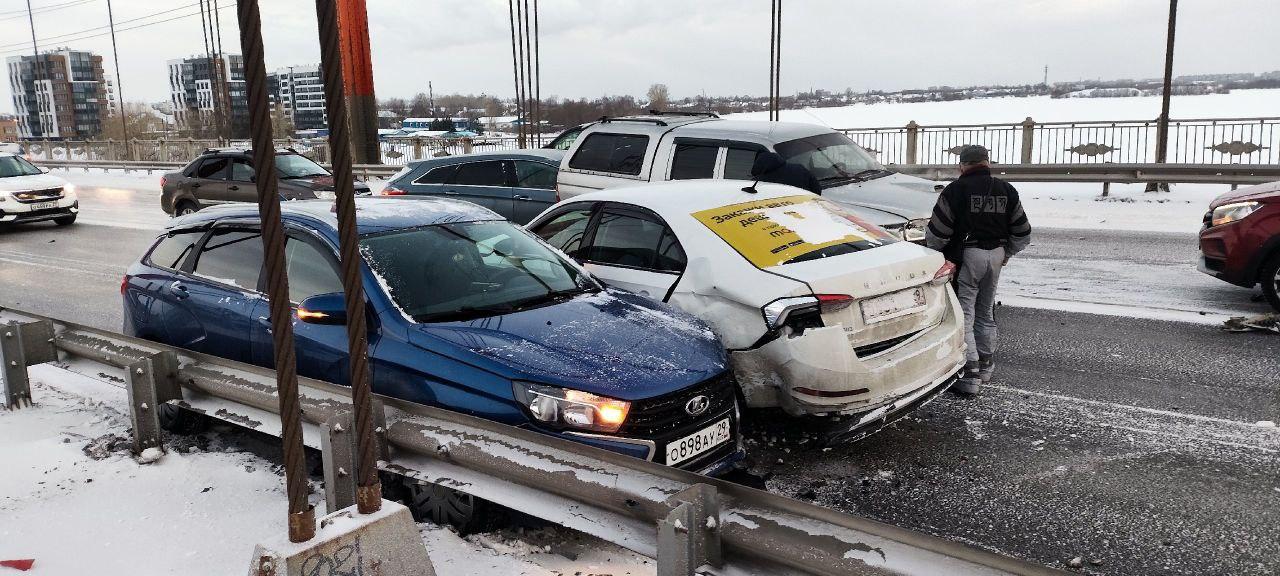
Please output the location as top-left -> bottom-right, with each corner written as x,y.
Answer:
690,195 -> 897,268
568,133 -> 648,175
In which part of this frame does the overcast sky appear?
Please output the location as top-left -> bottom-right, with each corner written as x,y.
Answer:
2,0 -> 1279,113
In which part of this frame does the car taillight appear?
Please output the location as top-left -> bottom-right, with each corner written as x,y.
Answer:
931,261 -> 956,286
160,176 -> 167,188
815,294 -> 854,313
120,274 -> 131,296
380,185 -> 407,196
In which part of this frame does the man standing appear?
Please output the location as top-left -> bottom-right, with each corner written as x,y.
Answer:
925,145 -> 1031,395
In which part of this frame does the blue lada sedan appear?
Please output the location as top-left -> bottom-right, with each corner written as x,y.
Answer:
122,198 -> 743,481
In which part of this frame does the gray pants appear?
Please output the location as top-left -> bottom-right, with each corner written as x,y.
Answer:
956,246 -> 1005,363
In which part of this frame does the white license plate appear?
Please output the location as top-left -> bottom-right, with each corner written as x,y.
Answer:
666,418 -> 731,466
861,287 -> 927,324
30,201 -> 58,211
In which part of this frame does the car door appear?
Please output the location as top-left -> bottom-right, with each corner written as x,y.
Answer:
510,159 -> 558,224
138,229 -> 207,348
434,160 -> 511,216
188,156 -> 233,205
181,225 -> 265,362
248,229 -> 355,386
578,206 -> 687,300
226,158 -> 258,203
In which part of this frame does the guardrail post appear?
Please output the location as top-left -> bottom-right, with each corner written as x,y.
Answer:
322,411 -> 357,511
412,137 -> 422,160
64,140 -> 71,160
462,137 -> 473,155
905,121 -> 919,165
159,139 -> 169,162
125,355 -> 165,454
1,321 -> 33,410
658,483 -> 722,576
1020,117 -> 1036,164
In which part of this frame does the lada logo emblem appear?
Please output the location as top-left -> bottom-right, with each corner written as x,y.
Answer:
685,395 -> 710,416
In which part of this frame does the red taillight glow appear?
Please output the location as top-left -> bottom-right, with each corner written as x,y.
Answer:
160,176 -> 167,188
380,186 -> 407,196
120,275 -> 130,296
932,261 -> 956,285
815,294 -> 854,313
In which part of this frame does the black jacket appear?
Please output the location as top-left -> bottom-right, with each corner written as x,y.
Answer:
924,166 -> 1032,262
750,152 -> 822,195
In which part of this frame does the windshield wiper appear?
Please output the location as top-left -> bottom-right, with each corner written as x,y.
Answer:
850,169 -> 890,180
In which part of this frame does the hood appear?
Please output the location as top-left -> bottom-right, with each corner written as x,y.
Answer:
0,172 -> 67,193
292,174 -> 371,192
406,289 -> 726,401
1209,180 -> 1280,209
820,172 -> 939,221
826,202 -> 908,228
750,151 -> 786,177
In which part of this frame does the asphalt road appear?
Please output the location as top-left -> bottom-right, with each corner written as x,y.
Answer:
2,183 -> 1278,575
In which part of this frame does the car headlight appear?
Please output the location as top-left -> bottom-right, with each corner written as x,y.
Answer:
1210,201 -> 1260,227
313,190 -> 336,200
512,381 -> 630,433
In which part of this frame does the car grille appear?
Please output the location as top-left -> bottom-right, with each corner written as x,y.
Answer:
621,371 -> 737,438
854,329 -> 922,358
13,187 -> 64,203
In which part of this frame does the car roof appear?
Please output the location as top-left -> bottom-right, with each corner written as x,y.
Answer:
560,180 -> 819,214
669,119 -> 831,142
409,148 -> 565,167
166,197 -> 503,235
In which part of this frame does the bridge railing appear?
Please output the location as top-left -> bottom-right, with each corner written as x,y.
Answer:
840,116 -> 1280,165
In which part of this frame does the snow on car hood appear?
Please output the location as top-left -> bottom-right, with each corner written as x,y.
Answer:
0,172 -> 67,193
407,289 -> 726,401
1209,180 -> 1280,209
819,172 -> 940,223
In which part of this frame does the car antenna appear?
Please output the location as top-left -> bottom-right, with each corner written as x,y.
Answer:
742,179 -> 761,194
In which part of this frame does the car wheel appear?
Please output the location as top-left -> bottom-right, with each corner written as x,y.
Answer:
53,214 -> 77,226
175,201 -> 199,216
399,478 -> 503,535
1262,251 -> 1280,312
158,402 -> 208,435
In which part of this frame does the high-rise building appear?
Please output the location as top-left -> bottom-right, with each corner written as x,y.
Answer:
267,65 -> 328,131
6,49 -> 110,139
167,54 -> 247,137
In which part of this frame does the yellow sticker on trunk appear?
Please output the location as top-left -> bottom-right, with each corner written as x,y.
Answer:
692,195 -> 895,268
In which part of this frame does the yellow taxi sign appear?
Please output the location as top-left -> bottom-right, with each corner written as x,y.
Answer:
692,194 -> 895,268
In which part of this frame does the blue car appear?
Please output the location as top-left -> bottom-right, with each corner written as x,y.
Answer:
381,150 -> 563,224
123,198 -> 744,480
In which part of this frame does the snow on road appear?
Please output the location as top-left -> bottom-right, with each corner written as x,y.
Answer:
0,364 -> 654,575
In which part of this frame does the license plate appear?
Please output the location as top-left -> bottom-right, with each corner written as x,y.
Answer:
666,418 -> 731,466
861,287 -> 926,324
30,201 -> 58,211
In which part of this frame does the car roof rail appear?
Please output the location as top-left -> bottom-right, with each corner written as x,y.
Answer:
597,116 -> 668,127
647,110 -> 719,118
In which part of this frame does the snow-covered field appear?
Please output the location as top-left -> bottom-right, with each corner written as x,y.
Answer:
0,364 -> 654,575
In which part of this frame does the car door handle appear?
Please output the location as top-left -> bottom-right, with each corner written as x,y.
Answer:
514,194 -> 531,201
443,189 -> 459,195
168,281 -> 189,300
228,185 -> 239,191
257,315 -> 273,334
190,182 -> 201,189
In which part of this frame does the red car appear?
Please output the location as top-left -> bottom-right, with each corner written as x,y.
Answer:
1198,180 -> 1280,311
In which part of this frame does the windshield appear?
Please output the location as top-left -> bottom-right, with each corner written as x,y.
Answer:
774,133 -> 886,187
360,220 -> 599,323
691,194 -> 898,269
0,156 -> 43,178
275,154 -> 329,178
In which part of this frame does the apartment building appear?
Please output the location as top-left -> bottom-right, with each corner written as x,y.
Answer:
5,48 -> 109,139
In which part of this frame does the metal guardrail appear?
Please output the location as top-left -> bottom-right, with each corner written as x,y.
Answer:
841,116 -> 1280,166
34,158 -> 403,179
0,307 -> 1067,576
891,162 -> 1280,185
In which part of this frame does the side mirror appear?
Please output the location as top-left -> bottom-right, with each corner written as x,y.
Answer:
297,292 -> 347,325
40,166 -> 51,174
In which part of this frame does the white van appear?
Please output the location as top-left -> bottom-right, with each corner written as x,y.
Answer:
555,113 -> 940,242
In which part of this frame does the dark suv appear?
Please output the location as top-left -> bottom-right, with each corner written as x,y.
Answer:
160,148 -> 370,216
1198,180 -> 1280,310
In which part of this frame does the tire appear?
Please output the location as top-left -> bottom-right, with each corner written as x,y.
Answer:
399,478 -> 503,535
1261,251 -> 1280,312
53,214 -> 76,226
175,201 -> 199,216
158,403 -> 208,435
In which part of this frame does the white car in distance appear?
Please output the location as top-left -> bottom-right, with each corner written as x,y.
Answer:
0,152 -> 78,227
528,180 -> 965,441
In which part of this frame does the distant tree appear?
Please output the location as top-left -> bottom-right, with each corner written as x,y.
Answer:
647,83 -> 669,111
428,118 -> 454,131
271,103 -> 296,139
409,93 -> 431,117
99,102 -> 167,140
381,97 -> 409,117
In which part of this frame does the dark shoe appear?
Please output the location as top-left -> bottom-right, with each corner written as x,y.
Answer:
952,377 -> 980,395
978,354 -> 995,383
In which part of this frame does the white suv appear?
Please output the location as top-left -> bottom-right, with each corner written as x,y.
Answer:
0,152 -> 78,226
555,113 -> 940,242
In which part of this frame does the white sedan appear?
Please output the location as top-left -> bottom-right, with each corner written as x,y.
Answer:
0,152 -> 78,226
528,180 -> 965,438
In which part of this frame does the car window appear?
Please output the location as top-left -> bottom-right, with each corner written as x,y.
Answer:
548,126 -> 583,151
275,154 -> 329,178
147,231 -> 202,270
0,155 -> 42,178
568,133 -> 648,175
723,147 -> 760,180
775,133 -> 884,185
584,210 -> 685,272
450,161 -> 507,187
230,158 -> 255,182
514,160 -> 557,190
286,236 -> 342,303
670,143 -> 718,180
194,157 -> 230,180
531,207 -> 593,256
192,229 -> 264,290
413,164 -> 457,185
